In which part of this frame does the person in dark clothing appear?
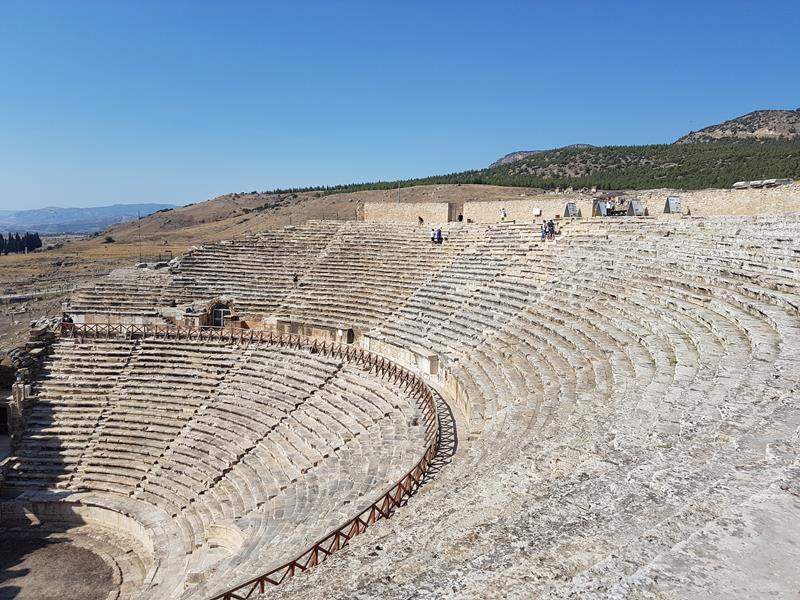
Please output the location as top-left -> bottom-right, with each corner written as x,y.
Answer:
61,312 -> 74,333
436,226 -> 443,244
292,273 -> 299,286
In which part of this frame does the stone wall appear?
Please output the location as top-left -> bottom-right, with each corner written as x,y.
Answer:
461,184 -> 800,222
363,202 -> 451,224
362,335 -> 472,432
463,197 -> 593,223
635,183 -> 800,216
75,313 -> 167,326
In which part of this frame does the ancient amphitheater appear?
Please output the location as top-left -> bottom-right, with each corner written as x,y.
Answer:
2,214 -> 799,599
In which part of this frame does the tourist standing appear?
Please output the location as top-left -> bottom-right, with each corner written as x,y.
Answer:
436,226 -> 443,244
500,207 -> 507,221
540,221 -> 547,241
431,228 -> 436,243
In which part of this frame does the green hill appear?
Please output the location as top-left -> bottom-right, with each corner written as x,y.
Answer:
473,140 -> 800,190
305,140 -> 800,196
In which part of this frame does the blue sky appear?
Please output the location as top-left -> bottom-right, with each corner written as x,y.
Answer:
1,1 -> 798,210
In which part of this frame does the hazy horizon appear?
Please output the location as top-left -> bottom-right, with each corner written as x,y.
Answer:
0,202 -> 185,213
1,0 -> 798,211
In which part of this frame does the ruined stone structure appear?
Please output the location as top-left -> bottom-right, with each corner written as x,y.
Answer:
362,201 -> 454,224
2,214 -> 800,599
462,197 -> 580,222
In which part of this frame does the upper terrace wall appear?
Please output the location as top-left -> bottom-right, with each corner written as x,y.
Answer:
463,198 -> 594,223
636,183 -> 800,216
363,202 -> 451,224
462,183 -> 800,222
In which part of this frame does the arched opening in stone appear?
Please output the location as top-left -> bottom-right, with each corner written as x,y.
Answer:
210,304 -> 231,328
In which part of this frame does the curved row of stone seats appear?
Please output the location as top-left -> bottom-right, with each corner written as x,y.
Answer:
573,216 -> 800,270
373,222 -> 550,352
66,221 -> 492,329
69,268 -> 174,320
2,337 -> 428,600
494,227 -> 799,563
24,215 -> 800,599
360,218 -> 796,446
176,365 -> 427,599
441,281 -> 799,597
273,222 -> 481,331
558,217 -> 800,313
370,216 -> 799,444
75,340 -> 239,495
166,222 -> 345,315
278,219 -> 800,600
129,347 -> 345,552
2,339 -> 138,491
464,217 -> 798,446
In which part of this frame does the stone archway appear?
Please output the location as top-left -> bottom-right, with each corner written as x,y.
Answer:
209,303 -> 232,328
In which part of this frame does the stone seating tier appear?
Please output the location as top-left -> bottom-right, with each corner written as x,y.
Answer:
9,214 -> 800,600
2,337 -> 428,600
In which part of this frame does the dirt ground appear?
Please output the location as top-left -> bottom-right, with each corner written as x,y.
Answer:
0,530 -> 115,600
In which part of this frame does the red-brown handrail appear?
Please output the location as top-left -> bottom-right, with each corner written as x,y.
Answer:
56,323 -> 441,598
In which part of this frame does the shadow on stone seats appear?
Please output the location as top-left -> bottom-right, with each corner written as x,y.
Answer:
1,395 -> 73,498
0,396 -> 111,599
413,389 -> 458,495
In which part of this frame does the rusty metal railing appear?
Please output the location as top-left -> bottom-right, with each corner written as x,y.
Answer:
56,323 -> 440,598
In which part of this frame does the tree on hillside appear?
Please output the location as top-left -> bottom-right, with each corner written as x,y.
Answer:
0,231 -> 43,254
26,232 -> 42,250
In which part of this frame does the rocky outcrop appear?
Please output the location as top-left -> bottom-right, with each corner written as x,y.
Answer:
489,144 -> 596,167
676,109 -> 800,143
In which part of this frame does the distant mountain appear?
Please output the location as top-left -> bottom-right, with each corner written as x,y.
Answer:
488,110 -> 800,168
675,109 -> 800,144
490,144 -> 596,168
460,110 -> 798,188
0,203 -> 178,234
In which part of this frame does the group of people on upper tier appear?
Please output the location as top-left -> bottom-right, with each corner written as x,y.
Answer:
430,226 -> 444,244
540,219 -> 557,241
